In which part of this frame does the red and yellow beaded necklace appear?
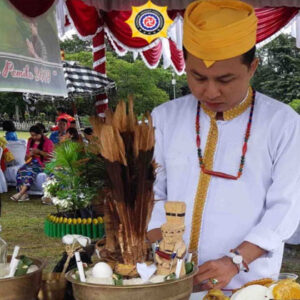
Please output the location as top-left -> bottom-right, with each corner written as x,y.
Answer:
195,90 -> 255,180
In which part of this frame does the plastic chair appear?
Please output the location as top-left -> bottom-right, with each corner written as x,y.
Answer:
27,172 -> 47,196
5,139 -> 47,195
0,147 -> 8,193
4,139 -> 26,186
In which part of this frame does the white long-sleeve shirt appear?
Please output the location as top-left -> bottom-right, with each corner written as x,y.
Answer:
148,92 -> 300,289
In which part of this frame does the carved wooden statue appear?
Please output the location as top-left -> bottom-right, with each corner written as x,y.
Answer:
155,202 -> 186,277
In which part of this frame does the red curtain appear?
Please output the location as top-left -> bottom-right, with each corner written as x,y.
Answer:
103,11 -> 150,48
8,0 -> 55,17
256,7 -> 299,42
66,0 -> 100,37
169,39 -> 185,73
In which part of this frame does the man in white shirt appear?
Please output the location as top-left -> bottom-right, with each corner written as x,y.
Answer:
148,0 -> 300,291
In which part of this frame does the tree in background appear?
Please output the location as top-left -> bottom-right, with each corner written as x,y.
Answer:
253,34 -> 300,105
60,34 -> 91,53
64,48 -> 188,115
0,92 -> 25,120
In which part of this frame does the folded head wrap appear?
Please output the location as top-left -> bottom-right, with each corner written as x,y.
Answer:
183,0 -> 258,67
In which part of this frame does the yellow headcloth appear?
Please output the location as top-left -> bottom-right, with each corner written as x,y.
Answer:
183,0 -> 258,67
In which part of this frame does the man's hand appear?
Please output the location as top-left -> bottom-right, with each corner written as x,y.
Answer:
193,256 -> 238,291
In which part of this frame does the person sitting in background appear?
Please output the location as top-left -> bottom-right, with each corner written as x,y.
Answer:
0,137 -> 17,171
65,127 -> 82,143
10,125 -> 53,202
49,118 -> 67,145
2,120 -> 18,141
69,120 -> 76,129
83,127 -> 94,144
51,107 -> 75,131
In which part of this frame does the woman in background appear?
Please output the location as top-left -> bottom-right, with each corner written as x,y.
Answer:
11,125 -> 53,202
65,127 -> 82,143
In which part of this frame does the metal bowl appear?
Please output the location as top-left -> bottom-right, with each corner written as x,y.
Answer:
66,268 -> 197,300
38,272 -> 67,300
0,256 -> 45,300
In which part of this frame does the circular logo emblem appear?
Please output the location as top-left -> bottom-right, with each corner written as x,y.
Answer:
135,9 -> 164,35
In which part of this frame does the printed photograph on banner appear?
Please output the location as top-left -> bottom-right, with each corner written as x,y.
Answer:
0,0 -> 67,97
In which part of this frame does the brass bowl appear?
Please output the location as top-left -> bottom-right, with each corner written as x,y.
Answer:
38,272 -> 67,300
0,256 -> 45,300
66,268 -> 197,300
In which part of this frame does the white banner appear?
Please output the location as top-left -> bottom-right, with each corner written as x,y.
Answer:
0,0 -> 68,97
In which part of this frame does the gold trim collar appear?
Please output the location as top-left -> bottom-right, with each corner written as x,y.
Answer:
202,87 -> 253,121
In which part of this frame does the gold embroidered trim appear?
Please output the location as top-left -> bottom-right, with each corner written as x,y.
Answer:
202,87 -> 253,121
188,117 -> 218,264
188,87 -> 253,264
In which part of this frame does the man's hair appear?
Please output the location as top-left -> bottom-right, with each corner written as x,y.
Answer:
241,46 -> 256,67
70,120 -> 76,124
2,120 -> 16,132
183,46 -> 256,67
58,118 -> 68,123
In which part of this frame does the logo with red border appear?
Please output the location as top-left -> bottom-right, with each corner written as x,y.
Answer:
125,1 -> 173,43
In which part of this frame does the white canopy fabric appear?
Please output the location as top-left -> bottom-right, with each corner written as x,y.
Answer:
82,0 -> 300,11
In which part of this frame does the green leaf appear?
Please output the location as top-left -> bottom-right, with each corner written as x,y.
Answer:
164,272 -> 176,281
113,273 -> 123,286
185,262 -> 194,275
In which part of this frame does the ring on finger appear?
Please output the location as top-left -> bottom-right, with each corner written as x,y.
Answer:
210,278 -> 219,285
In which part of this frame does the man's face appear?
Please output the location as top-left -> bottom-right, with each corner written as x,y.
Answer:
58,121 -> 67,132
185,53 -> 258,112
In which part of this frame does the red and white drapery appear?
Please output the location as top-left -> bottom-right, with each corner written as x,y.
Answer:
8,0 -> 299,115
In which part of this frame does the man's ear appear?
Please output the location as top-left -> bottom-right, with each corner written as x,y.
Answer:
249,57 -> 259,78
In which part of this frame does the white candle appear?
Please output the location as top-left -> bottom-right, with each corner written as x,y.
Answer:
75,252 -> 86,282
10,246 -> 20,269
175,259 -> 183,279
7,258 -> 19,278
187,253 -> 192,263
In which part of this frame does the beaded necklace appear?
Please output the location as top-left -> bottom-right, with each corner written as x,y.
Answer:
195,90 -> 255,180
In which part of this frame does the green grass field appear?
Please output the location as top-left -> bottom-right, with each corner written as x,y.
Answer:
0,131 -> 30,140
0,189 -> 64,271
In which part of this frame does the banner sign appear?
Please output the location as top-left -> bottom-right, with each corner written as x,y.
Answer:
0,0 -> 68,97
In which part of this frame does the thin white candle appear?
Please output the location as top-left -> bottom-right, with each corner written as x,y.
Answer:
7,258 -> 19,278
10,246 -> 20,268
75,252 -> 86,282
175,259 -> 183,279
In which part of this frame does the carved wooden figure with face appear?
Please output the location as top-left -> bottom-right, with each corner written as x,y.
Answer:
155,202 -> 187,277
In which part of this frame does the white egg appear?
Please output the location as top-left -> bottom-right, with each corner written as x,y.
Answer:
265,283 -> 276,299
232,285 -> 268,300
231,289 -> 242,300
92,262 -> 113,278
